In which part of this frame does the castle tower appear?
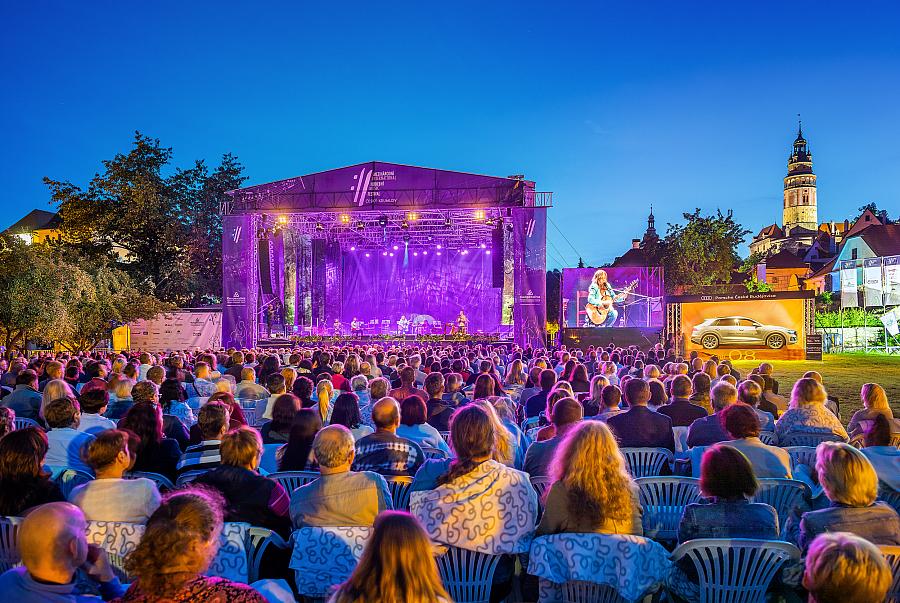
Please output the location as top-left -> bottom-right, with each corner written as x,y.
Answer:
641,205 -> 658,247
782,121 -> 818,234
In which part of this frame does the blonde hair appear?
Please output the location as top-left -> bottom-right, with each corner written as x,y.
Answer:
220,426 -> 262,468
790,377 -> 827,409
803,531 -> 891,603
861,383 -> 889,412
41,379 -> 75,418
550,421 -> 635,526
703,359 -> 717,380
471,399 -> 514,466
280,367 -> 297,391
113,378 -> 135,400
816,442 -> 878,507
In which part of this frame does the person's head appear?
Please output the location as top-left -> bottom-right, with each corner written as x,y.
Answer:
146,365 -> 165,386
601,384 -> 622,409
132,380 -> 160,405
424,372 -> 444,399
550,397 -> 583,429
816,442 -> 878,507
18,502 -> 92,584
40,379 -> 74,416
194,361 -> 210,380
803,370 -> 823,384
372,397 -> 401,431
0,407 -> 13,439
113,377 -> 135,400
721,403 -> 761,439
125,489 -> 226,596
0,427 -> 49,481
331,392 -> 363,429
266,373 -> 286,395
78,388 -> 110,415
473,374 -> 495,400
82,429 -> 133,476
670,374 -> 692,399
400,395 -> 427,427
711,381 -> 738,412
647,379 -> 666,407
692,372 -> 711,398
539,369 -> 557,391
331,511 -> 450,603
441,405 -> 494,485
280,408 -> 323,472
313,424 -> 355,472
791,377 -> 827,410
119,401 -> 164,450
860,383 -> 889,412
550,421 -> 634,526
240,367 -> 256,383
623,378 -> 650,407
45,397 -> 80,429
369,377 -> 389,401
16,369 -> 38,389
803,532 -> 892,603
399,366 -> 416,386
281,367 -> 297,391
589,375 -> 609,401
699,443 -> 758,500
220,426 -> 262,471
864,414 -> 893,448
292,375 -> 314,399
197,401 -> 230,441
737,380 -> 763,408
350,375 -> 368,393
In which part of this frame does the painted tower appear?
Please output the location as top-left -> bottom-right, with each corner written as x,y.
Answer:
782,122 -> 817,234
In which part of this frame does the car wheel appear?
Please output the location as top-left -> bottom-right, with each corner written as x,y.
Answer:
767,333 -> 786,349
701,334 -> 719,349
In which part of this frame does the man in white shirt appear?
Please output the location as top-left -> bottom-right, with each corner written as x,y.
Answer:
76,389 -> 116,436
137,352 -> 154,382
721,404 -> 791,479
44,397 -> 95,475
258,373 -> 287,421
234,367 -> 269,401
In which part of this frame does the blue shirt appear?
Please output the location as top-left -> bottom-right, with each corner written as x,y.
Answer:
0,566 -> 124,602
45,428 -> 95,475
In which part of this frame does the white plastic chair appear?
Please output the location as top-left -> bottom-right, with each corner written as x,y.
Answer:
124,470 -> 175,491
531,476 -> 554,500
175,469 -> 208,487
384,475 -> 413,510
269,470 -> 320,494
54,468 -> 94,499
636,476 -> 702,542
0,516 -> 23,572
758,431 -> 778,446
560,580 -> 639,602
13,417 -> 41,431
290,526 -> 373,600
422,446 -> 449,460
783,446 -> 817,473
435,545 -> 503,603
880,545 -> 900,603
672,426 -> 690,453
880,483 -> 900,515
752,479 -> 810,536
671,539 -> 801,603
621,448 -> 674,478
780,431 -> 845,447
259,443 -> 283,473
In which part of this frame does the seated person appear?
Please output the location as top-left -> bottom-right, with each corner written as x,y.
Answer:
524,398 -> 582,477
177,401 -> 229,475
116,489 -> 265,602
658,374 -> 708,427
260,393 -> 300,444
536,421 -> 642,536
396,395 -> 450,454
861,415 -> 900,492
233,367 -> 269,401
689,372 -> 713,414
802,532 -> 892,603
720,404 -> 791,479
0,502 -> 125,601
44,396 -> 96,475
352,397 -> 424,477
787,441 -> 900,552
848,383 -> 900,437
257,373 -> 287,421
736,379 -> 776,431
687,382 -> 737,448
423,372 -> 454,432
0,427 -> 65,516
607,379 -> 676,451
195,426 -> 291,535
277,408 -> 322,472
329,392 -> 374,441
592,385 -> 623,422
76,389 -> 116,435
70,429 -> 161,522
290,425 -> 392,527
775,378 -> 848,444
442,372 -> 471,408
119,401 -> 182,481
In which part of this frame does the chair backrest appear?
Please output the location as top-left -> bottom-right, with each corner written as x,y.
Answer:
421,446 -> 449,460
259,442 -> 283,474
290,526 -> 373,598
54,468 -> 94,499
0,516 -> 23,572
780,431 -> 846,447
880,483 -> 900,515
758,431 -> 778,446
85,520 -> 146,580
636,476 -> 702,542
672,427 -> 690,453
531,476 -> 554,501
384,475 -> 413,511
783,446 -> 818,473
13,417 -> 41,431
560,580 -> 630,603
621,448 -> 675,478
124,470 -> 175,491
671,539 -> 801,603
241,405 -> 257,427
881,545 -> 900,603
752,479 -> 810,537
175,469 -> 208,487
269,470 -> 320,494
436,545 -> 503,603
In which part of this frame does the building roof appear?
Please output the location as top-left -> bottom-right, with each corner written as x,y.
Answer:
858,223 -> 900,257
844,209 -> 884,238
611,247 -> 650,267
3,209 -> 60,234
755,223 -> 784,239
763,249 -> 809,269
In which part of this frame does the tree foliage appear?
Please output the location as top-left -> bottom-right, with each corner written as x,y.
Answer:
44,132 -> 246,306
857,202 -> 892,224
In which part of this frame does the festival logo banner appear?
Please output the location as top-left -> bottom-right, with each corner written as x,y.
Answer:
885,255 -> 900,307
864,257 -> 884,308
222,214 -> 253,349
840,260 -> 858,308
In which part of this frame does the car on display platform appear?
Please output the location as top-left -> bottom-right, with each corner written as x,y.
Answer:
690,316 -> 798,350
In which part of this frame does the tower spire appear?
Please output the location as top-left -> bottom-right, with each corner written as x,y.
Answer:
797,113 -> 802,139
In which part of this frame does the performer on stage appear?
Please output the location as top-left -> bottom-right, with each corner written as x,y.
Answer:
584,269 -> 630,328
456,310 -> 469,335
397,315 -> 410,335
350,317 -> 362,336
333,318 -> 343,336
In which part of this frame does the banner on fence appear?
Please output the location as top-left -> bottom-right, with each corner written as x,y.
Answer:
886,255 -> 900,307
840,260 -> 858,308
864,257 -> 884,308
881,306 -> 900,337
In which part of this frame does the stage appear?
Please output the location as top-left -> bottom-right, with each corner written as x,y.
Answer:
257,333 -> 510,348
560,327 -> 663,350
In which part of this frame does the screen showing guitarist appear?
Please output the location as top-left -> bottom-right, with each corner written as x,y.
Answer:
584,269 -> 636,327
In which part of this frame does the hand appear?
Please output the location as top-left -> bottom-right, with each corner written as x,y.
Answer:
82,544 -> 117,584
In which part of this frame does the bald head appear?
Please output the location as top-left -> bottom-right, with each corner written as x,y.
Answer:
20,502 -> 88,578
372,397 -> 401,431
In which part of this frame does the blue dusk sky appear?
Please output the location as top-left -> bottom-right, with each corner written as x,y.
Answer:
2,1 -> 899,268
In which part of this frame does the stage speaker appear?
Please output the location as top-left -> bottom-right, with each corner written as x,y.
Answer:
258,238 -> 274,295
491,224 -> 504,288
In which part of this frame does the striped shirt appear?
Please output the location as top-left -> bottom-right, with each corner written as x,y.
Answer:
177,440 -> 222,474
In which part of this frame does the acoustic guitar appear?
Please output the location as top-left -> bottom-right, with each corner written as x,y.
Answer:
585,280 -> 638,326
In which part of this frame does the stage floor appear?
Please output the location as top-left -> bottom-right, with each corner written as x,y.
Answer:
560,327 -> 663,350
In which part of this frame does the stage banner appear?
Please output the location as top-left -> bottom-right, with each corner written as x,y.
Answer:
840,260 -> 858,308
864,257 -> 884,308
513,206 -> 547,348
222,214 -> 254,349
129,311 -> 222,352
885,255 -> 900,306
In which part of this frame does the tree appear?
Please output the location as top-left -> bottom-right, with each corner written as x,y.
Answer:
577,257 -> 585,268
659,208 -> 751,293
44,132 -> 246,306
857,202 -> 892,224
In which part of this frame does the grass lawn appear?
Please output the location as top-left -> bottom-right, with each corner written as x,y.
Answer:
732,354 -> 900,422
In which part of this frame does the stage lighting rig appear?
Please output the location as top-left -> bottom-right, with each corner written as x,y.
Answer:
378,215 -> 388,227
400,220 -> 409,229
315,222 -> 324,231
356,221 -> 365,230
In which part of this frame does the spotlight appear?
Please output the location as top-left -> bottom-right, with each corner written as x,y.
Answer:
356,220 -> 365,230
382,251 -> 388,256
485,218 -> 495,226
461,249 -> 469,255
400,220 -> 409,229
413,251 -> 418,257
315,222 -> 324,231
480,243 -> 487,249
365,252 -> 370,257
378,215 -> 388,227
339,214 -> 351,224
436,244 -> 442,250
422,251 -> 428,256
473,209 -> 486,220
393,245 -> 399,251
444,217 -> 452,227
277,215 -> 288,225
485,250 -> 491,255
350,246 -> 356,251
389,252 -> 394,257
406,212 -> 418,221
436,251 -> 442,256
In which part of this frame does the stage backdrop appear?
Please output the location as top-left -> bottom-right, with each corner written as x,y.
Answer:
341,249 -> 500,333
561,267 -> 664,328
125,310 -> 222,352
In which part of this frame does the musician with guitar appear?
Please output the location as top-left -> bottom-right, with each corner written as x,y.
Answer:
584,269 -> 638,327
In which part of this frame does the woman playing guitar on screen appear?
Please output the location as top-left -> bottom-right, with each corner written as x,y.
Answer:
584,269 -> 637,327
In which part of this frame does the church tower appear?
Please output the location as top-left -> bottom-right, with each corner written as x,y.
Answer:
782,121 -> 818,234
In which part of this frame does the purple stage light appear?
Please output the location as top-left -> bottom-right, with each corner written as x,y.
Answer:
436,251 -> 442,256
393,245 -> 399,250
389,252 -> 394,257
382,251 -> 388,256
436,244 -> 442,250
350,246 -> 356,251
422,251 -> 428,255
461,249 -> 468,255
486,250 -> 491,255
480,243 -> 487,249
365,252 -> 370,257
413,251 -> 418,256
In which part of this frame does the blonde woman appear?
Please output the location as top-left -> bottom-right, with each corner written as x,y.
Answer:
471,399 -> 516,467
504,359 -> 527,399
788,442 -> 900,552
329,512 -> 451,603
774,378 -> 848,442
316,378 -> 335,423
536,421 -> 642,536
40,379 -> 75,419
599,361 -> 618,386
848,383 -> 896,436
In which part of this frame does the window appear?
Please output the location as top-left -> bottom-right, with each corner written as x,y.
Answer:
851,248 -> 858,260
737,319 -> 756,327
